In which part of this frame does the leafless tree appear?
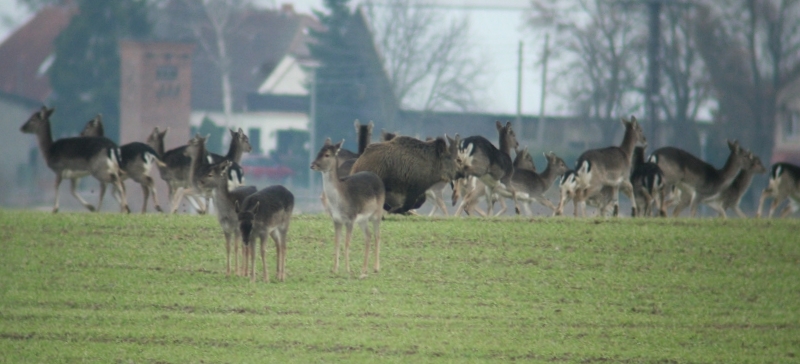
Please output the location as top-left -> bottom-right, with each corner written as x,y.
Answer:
692,0 -> 800,164
527,0 -> 644,145
365,0 -> 488,112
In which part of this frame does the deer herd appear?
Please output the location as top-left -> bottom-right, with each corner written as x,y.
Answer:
20,106 -> 800,283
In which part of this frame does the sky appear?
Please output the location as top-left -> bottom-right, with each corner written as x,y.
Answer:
0,0 -> 556,116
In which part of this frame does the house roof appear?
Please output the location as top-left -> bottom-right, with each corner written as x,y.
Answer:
153,3 -> 321,112
0,3 -> 77,102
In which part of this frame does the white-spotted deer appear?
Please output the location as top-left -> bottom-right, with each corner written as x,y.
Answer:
146,127 -> 207,214
20,106 -> 129,213
312,138 -> 385,278
511,151 -> 569,216
756,162 -> 800,218
630,146 -> 665,217
650,140 -> 748,217
80,115 -> 166,213
555,170 -> 614,217
573,116 -> 646,217
197,160 -> 257,276
236,185 -> 294,283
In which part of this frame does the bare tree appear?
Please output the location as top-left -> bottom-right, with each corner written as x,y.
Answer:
693,0 -> 800,164
657,5 -> 713,154
365,0 -> 488,112
527,0 -> 644,145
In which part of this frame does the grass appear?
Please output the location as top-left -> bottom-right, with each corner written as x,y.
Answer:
1,209 -> 799,363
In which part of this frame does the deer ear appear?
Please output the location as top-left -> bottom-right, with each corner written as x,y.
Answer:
353,119 -> 360,129
324,137 -> 332,146
496,120 -> 503,130
238,127 -> 244,134
44,107 -> 55,118
335,139 -> 345,149
230,129 -> 236,137
506,121 -> 512,129
630,115 -> 637,124
368,120 -> 374,129
162,127 -> 169,136
234,200 -> 241,213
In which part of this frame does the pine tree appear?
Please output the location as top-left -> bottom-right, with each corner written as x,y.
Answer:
48,0 -> 151,141
307,0 -> 365,150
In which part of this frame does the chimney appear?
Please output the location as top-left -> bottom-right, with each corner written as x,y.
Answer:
281,3 -> 294,14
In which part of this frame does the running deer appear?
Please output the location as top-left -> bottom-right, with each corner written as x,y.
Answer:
573,116 -> 646,217
452,146 -> 536,216
197,160 -> 257,276
630,146 -> 665,217
312,139 -> 385,278
80,115 -> 166,213
756,162 -> 800,218
511,151 -> 569,216
649,140 -> 748,217
702,151 -> 765,218
455,121 -> 520,216
146,127 -> 207,213
20,106 -> 129,213
555,170 -> 614,217
169,134 -> 214,214
236,184 -> 294,283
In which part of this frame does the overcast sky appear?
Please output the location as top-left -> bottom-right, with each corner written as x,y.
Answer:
0,0 -> 557,116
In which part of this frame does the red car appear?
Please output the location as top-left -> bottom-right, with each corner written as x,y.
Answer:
240,155 -> 294,180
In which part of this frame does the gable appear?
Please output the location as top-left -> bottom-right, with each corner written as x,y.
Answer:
257,55 -> 309,96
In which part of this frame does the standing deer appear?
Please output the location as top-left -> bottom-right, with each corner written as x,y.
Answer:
236,185 -> 294,283
197,160 -> 257,276
312,139 -> 385,278
573,116 -> 646,217
20,106 -> 129,213
511,151 -> 569,216
649,140 -> 748,217
555,170 -> 614,217
80,115 -> 166,213
756,162 -> 800,218
208,128 -> 252,165
169,134 -> 215,214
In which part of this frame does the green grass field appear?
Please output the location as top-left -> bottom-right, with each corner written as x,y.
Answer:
1,209 -> 798,363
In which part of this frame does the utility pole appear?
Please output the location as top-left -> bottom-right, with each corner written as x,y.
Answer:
536,34 -> 550,146
646,0 -> 662,148
515,40 -> 523,140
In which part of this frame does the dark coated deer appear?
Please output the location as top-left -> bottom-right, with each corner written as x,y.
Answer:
20,106 -> 128,213
236,185 -> 294,283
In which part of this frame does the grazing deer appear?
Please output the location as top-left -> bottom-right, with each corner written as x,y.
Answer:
312,139 -> 385,278
511,151 -> 569,216
236,185 -> 294,283
573,116 -> 646,217
455,121 -> 520,216
756,162 -> 800,218
197,160 -> 257,276
630,146 -> 665,217
208,128 -> 252,165
80,115 -> 166,213
146,127 -> 207,213
700,151 -> 766,218
650,140 -> 748,217
555,170 -> 615,217
20,106 -> 129,213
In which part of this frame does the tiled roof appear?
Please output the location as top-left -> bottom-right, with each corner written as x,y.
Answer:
0,3 -> 77,102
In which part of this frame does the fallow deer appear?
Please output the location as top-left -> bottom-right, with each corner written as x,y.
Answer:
80,115 -> 166,213
702,151 -> 765,218
313,139 -> 385,278
236,185 -> 294,283
556,170 -> 614,217
20,106 -> 128,213
650,140 -> 748,217
756,162 -> 800,218
146,127 -> 206,213
511,151 -> 569,216
573,116 -> 646,217
630,146 -> 665,217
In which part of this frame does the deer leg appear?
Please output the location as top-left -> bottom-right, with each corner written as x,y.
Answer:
768,197 -> 783,218
170,187 -> 186,214
224,231 -> 232,276
733,206 -> 747,219
260,234 -> 269,282
113,177 -> 129,213
332,222 -> 342,274
372,218 -> 381,273
69,178 -> 95,212
537,196 -> 556,213
359,220 -> 371,279
269,229 -> 282,282
707,202 -> 727,218
344,223 -> 354,274
280,227 -> 289,281
140,182 -> 150,213
672,190 -> 691,217
146,177 -> 163,213
53,175 -> 63,213
756,190 -> 768,218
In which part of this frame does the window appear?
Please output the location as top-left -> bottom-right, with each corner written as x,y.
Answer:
249,128 -> 262,154
784,110 -> 800,142
156,65 -> 178,80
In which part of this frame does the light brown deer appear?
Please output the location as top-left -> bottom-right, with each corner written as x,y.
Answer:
573,116 -> 646,217
312,138 -> 385,278
756,162 -> 800,218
